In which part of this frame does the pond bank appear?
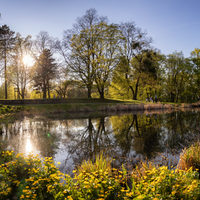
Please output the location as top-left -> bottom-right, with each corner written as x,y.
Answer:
23,102 -> 194,114
0,98 -> 122,105
0,98 -> 198,115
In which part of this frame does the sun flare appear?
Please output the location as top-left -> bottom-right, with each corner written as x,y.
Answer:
23,54 -> 34,67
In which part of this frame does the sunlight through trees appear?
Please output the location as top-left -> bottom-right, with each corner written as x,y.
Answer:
0,9 -> 199,102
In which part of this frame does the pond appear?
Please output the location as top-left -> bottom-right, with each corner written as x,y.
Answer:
0,109 -> 200,174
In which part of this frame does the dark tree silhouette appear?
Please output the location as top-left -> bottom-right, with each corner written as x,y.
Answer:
0,25 -> 16,99
32,49 -> 57,99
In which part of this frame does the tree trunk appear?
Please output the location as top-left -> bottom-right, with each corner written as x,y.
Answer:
17,87 -> 20,99
133,114 -> 141,136
21,90 -> 24,99
175,94 -> 178,103
99,87 -> 104,99
22,87 -> 25,99
129,86 -> 135,100
96,83 -> 105,99
170,92 -> 175,102
100,90 -> 104,99
87,86 -> 92,98
4,53 -> 7,99
48,88 -> 50,99
47,81 -> 50,99
43,91 -> 46,99
133,77 -> 140,100
43,85 -> 47,99
88,118 -> 93,159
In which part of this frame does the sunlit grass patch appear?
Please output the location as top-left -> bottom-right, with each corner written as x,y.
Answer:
0,105 -> 21,115
76,153 -> 112,174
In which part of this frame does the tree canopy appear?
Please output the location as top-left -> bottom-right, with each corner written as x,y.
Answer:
0,9 -> 199,102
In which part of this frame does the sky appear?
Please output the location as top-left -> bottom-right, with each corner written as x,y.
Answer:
1,0 -> 200,57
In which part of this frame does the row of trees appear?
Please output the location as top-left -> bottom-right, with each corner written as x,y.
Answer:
0,26 -> 58,99
0,9 -> 200,102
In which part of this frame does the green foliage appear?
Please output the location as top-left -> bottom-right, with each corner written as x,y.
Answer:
2,10 -> 200,103
69,9 -> 121,99
162,52 -> 194,103
110,50 -> 161,101
72,155 -> 126,200
0,151 -> 67,200
76,153 -> 112,174
131,163 -> 200,200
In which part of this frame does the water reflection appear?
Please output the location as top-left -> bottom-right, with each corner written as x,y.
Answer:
25,137 -> 33,154
0,110 -> 200,173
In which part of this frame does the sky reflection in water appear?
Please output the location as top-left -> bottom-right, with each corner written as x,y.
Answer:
0,110 -> 200,174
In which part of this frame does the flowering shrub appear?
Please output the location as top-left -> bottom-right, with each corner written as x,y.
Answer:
71,154 -> 127,200
0,151 -> 68,200
0,150 -> 200,200
131,163 -> 200,199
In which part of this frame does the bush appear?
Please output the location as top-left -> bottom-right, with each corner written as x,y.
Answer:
131,162 -> 200,199
72,154 -> 127,200
0,151 -> 68,200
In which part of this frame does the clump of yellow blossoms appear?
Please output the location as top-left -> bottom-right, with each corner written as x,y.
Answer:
0,150 -> 200,200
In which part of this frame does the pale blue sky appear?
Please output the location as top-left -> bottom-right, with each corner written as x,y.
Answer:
1,0 -> 200,57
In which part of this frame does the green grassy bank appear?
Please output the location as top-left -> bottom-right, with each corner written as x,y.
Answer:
0,98 -> 195,120
21,99 -> 193,116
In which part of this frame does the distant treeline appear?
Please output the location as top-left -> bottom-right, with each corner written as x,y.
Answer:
0,9 -> 200,102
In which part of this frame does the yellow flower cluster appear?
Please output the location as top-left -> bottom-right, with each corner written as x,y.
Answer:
0,150 -> 200,200
131,164 -> 200,199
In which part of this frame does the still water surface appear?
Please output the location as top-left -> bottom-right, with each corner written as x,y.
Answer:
0,109 -> 200,173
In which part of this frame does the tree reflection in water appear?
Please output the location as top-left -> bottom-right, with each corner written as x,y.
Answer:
0,110 -> 200,174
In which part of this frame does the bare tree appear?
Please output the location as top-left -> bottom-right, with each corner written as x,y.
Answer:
30,31 -> 55,66
8,34 -> 32,99
34,31 -> 53,54
118,22 -> 152,100
62,9 -> 107,98
92,23 -> 121,99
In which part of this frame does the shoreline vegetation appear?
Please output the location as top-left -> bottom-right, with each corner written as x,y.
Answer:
0,104 -> 22,119
0,98 -> 200,115
0,143 -> 200,200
